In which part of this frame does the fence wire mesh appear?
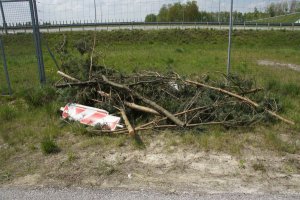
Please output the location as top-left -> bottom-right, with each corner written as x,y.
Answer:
2,1 -> 31,25
0,0 -> 299,94
35,0 -> 300,24
0,0 -> 39,93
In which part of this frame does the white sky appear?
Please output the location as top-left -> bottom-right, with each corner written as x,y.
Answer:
0,0 -> 295,24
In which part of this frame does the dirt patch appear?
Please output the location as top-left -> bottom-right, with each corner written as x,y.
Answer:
12,174 -> 41,186
3,133 -> 300,194
258,60 -> 300,72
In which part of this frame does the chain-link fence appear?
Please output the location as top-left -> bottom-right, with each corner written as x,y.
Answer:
0,0 -> 298,33
36,0 -> 300,32
0,0 -> 44,95
1,0 -> 299,94
35,0 -> 300,23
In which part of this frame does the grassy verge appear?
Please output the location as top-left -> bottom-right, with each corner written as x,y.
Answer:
0,29 -> 299,184
256,13 -> 300,23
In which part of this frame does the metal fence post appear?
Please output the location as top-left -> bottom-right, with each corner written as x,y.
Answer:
0,1 -> 8,34
29,0 -> 46,84
227,0 -> 233,77
0,38 -> 12,95
33,0 -> 46,83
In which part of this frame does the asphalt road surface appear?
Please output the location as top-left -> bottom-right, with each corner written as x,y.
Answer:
0,188 -> 299,200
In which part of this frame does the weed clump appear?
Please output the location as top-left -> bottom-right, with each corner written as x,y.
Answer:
41,137 -> 60,155
0,105 -> 17,121
21,86 -> 57,107
252,162 -> 266,173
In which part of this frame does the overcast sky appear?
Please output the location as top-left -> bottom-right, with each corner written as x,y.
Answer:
0,0 -> 294,24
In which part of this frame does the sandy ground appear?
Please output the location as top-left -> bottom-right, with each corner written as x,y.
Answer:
2,133 -> 299,194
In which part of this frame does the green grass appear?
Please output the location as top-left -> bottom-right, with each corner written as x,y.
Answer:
256,13 -> 300,23
0,105 -> 17,121
0,29 -> 299,183
41,137 -> 60,155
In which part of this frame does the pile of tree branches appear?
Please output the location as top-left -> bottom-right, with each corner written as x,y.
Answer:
53,36 -> 294,136
55,67 -> 294,136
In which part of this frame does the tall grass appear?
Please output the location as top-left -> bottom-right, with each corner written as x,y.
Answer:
0,105 -> 17,121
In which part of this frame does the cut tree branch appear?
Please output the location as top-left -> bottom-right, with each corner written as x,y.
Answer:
102,75 -> 185,127
120,109 -> 135,136
89,34 -> 97,80
57,71 -> 80,82
124,101 -> 160,115
186,80 -> 295,125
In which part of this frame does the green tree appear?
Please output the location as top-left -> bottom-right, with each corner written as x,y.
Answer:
145,14 -> 157,22
296,2 -> 300,12
184,1 -> 199,22
254,7 -> 259,18
157,5 -> 169,22
267,3 -> 276,17
169,2 -> 183,22
281,1 -> 289,14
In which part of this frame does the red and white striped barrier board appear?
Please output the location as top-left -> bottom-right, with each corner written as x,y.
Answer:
61,103 -> 121,131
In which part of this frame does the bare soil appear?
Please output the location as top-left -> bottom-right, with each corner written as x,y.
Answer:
258,60 -> 300,72
2,132 -> 300,194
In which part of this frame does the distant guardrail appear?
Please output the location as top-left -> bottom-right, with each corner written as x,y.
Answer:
1,22 -> 300,33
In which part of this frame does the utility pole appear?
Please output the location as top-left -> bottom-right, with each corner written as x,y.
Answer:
227,0 -> 233,77
218,0 -> 221,23
94,0 -> 97,23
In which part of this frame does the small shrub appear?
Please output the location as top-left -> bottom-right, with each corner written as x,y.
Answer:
41,137 -> 60,155
252,162 -> 266,173
97,161 -> 118,176
132,134 -> 145,149
0,105 -> 17,121
74,38 -> 91,55
239,160 -> 246,169
21,86 -> 57,107
0,171 -> 12,183
67,151 -> 77,162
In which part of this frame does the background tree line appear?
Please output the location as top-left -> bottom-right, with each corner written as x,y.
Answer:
145,0 -> 300,23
